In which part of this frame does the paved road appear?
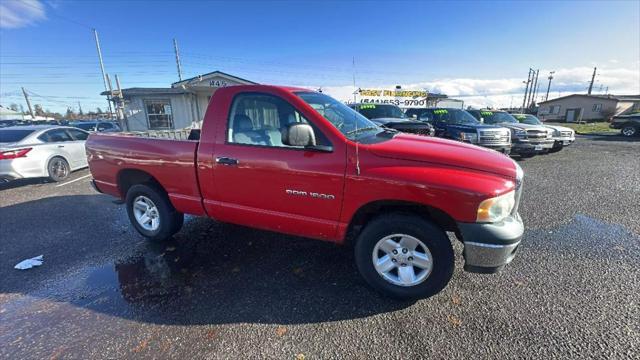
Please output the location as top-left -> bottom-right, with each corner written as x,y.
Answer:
1,135 -> 639,359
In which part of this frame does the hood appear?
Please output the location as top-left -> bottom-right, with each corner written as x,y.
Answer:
367,133 -> 517,178
498,122 -> 548,131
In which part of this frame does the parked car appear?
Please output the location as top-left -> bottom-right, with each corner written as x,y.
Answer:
0,125 -> 89,182
87,85 -> 524,300
406,108 -> 512,154
0,120 -> 26,128
348,103 -> 435,136
609,113 -> 640,137
71,121 -> 121,133
468,110 -> 554,157
513,113 -> 575,152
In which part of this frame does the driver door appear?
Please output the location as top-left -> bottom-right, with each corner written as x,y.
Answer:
206,92 -> 346,241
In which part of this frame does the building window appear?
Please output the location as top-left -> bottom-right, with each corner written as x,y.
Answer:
592,104 -> 602,112
145,100 -> 173,129
549,105 -> 561,114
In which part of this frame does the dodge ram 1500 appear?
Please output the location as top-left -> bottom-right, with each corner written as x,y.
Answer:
87,85 -> 524,299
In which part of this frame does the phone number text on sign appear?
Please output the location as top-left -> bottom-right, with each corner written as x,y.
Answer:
361,98 -> 427,107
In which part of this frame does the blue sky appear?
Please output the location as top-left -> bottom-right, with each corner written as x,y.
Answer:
1,0 -> 639,112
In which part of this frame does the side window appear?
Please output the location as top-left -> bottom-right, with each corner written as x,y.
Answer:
67,129 -> 89,140
39,129 -> 73,143
228,93 -> 328,148
419,111 -> 434,122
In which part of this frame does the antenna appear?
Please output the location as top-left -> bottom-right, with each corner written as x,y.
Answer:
352,56 -> 360,176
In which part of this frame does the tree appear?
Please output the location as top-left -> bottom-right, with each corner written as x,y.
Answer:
9,103 -> 19,112
96,107 -> 103,114
65,108 -> 75,119
34,104 -> 45,116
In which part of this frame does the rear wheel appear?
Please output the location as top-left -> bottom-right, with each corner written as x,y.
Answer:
355,214 -> 454,299
125,184 -> 184,242
47,157 -> 70,182
621,124 -> 638,137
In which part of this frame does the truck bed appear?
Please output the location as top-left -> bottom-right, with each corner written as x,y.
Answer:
86,133 -> 205,215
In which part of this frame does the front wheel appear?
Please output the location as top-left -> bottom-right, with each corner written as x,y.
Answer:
621,125 -> 638,137
355,214 -> 454,299
125,184 -> 184,242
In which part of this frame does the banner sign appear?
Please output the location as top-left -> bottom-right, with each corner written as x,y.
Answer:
358,88 -> 429,108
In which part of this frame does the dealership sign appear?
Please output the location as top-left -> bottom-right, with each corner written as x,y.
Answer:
358,88 -> 429,108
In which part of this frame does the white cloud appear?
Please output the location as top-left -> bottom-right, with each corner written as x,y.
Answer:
0,0 -> 46,29
316,66 -> 640,109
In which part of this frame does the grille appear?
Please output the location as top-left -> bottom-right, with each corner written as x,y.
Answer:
405,128 -> 432,136
526,129 -> 548,139
479,130 -> 510,145
560,131 -> 572,137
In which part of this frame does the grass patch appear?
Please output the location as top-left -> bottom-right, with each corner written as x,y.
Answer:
547,122 -> 619,135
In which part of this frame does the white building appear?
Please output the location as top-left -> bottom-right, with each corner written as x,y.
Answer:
102,71 -> 256,131
537,94 -> 640,122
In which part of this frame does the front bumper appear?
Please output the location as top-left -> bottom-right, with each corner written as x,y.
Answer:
511,139 -> 554,153
457,214 -> 524,273
480,143 -> 512,154
552,136 -> 575,147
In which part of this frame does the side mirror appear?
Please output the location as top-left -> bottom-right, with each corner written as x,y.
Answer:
479,117 -> 484,123
283,123 -> 316,147
410,114 -> 418,119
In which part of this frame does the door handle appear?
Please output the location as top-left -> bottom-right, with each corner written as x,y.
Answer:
58,145 -> 65,148
215,157 -> 239,166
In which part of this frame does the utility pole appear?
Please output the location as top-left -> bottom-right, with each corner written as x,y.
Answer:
78,101 -> 83,115
105,74 -> 115,121
587,67 -> 597,95
173,38 -> 183,81
521,68 -> 532,112
93,29 -> 114,117
545,71 -> 555,101
22,87 -> 34,119
528,69 -> 539,110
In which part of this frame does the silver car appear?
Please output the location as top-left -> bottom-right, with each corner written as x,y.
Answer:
0,125 -> 90,182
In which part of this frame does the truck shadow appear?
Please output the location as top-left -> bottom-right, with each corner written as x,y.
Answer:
1,195 -> 413,326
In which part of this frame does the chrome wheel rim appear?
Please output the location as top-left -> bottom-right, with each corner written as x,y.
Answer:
51,159 -> 68,179
133,196 -> 160,231
622,126 -> 636,136
372,234 -> 433,287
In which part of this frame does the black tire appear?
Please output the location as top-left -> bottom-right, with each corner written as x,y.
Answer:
621,124 -> 638,137
47,156 -> 70,182
354,214 -> 454,300
519,153 -> 535,158
125,184 -> 184,242
549,145 -> 563,153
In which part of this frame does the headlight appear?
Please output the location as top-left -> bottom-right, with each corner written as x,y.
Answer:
459,132 -> 478,143
554,129 -> 561,136
476,190 -> 515,223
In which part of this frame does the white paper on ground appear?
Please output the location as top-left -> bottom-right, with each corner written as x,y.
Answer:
14,255 -> 44,270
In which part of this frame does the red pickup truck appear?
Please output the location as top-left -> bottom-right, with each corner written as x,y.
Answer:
87,85 -> 524,299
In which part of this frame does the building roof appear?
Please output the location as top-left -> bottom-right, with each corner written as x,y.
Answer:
100,87 -> 188,97
539,93 -> 640,104
171,70 -> 257,88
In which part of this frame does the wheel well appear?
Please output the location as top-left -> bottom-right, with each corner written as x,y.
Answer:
344,200 -> 460,246
117,169 -> 164,198
45,155 -> 69,172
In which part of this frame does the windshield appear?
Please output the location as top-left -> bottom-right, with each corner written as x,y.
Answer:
0,129 -> 35,143
514,114 -> 542,125
357,104 -> 407,119
428,109 -> 479,125
296,92 -> 383,141
480,111 -> 519,124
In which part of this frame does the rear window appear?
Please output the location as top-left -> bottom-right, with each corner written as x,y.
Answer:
0,130 -> 34,143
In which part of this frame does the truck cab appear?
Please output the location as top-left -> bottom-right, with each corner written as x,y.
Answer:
406,108 -> 511,154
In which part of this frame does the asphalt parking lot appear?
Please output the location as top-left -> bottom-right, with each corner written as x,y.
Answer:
1,135 -> 639,359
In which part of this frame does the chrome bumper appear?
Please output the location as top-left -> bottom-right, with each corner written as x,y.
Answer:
458,214 -> 524,273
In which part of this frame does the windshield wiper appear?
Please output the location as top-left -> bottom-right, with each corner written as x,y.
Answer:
346,126 -> 380,135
